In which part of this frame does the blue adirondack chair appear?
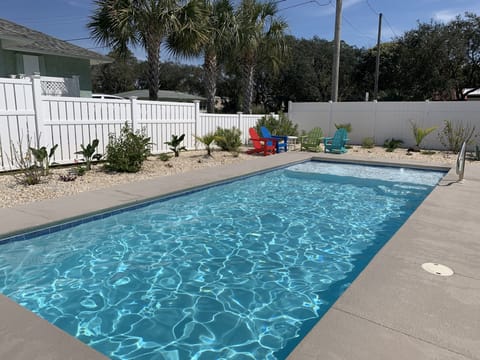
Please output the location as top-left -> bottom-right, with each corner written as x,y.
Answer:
324,128 -> 348,153
260,126 -> 288,153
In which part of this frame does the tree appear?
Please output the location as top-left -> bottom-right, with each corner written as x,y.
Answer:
91,49 -> 140,94
356,42 -> 403,100
255,36 -> 364,110
447,13 -> 480,99
201,0 -> 235,113
233,0 -> 288,114
390,14 -> 480,101
89,0 -> 207,100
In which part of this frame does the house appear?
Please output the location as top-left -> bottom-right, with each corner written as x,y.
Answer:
463,88 -> 480,101
115,89 -> 206,102
0,18 -> 111,97
115,89 -> 207,109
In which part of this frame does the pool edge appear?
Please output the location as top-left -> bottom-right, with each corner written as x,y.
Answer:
3,151 -> 476,360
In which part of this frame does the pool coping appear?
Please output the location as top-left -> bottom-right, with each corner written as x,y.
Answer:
1,151 -> 479,360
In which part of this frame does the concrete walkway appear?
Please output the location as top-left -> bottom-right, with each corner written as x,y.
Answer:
0,151 -> 479,359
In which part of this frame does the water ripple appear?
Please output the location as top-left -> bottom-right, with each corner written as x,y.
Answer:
0,163 -> 441,359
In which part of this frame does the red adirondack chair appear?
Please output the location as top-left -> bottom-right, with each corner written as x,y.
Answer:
247,128 -> 277,156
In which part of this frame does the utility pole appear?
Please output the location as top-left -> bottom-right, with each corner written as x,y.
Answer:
331,0 -> 342,102
373,13 -> 382,100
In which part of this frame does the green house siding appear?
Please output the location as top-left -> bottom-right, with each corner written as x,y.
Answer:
42,54 -> 92,92
0,42 -> 92,93
0,44 -> 17,75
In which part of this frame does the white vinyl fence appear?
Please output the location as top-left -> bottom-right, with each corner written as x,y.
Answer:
289,100 -> 480,150
0,76 -> 267,171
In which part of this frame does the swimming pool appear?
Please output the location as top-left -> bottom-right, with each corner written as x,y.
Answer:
0,161 -> 445,359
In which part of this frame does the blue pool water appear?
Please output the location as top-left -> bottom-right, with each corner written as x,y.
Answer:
0,162 -> 445,360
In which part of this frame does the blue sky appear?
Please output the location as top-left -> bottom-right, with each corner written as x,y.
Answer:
2,0 -> 480,61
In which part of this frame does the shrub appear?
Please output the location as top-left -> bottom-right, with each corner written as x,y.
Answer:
158,153 -> 172,161
10,141 -> 44,185
410,120 -> 437,150
335,123 -> 352,133
214,127 -> 242,152
256,112 -> 298,136
106,124 -> 151,172
164,134 -> 187,157
438,120 -> 477,154
361,137 -> 375,149
383,138 -> 403,152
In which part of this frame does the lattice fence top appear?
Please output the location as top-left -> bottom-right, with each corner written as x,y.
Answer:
41,80 -> 69,96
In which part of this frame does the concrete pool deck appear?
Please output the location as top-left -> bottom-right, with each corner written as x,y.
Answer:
0,151 -> 478,359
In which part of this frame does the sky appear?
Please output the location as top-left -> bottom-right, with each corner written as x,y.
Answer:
2,0 -> 480,62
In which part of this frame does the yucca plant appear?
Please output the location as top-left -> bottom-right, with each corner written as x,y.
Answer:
410,120 -> 437,150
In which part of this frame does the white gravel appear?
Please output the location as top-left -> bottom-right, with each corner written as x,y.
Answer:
0,146 -> 456,208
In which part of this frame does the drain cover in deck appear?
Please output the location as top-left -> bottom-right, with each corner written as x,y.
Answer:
421,263 -> 454,276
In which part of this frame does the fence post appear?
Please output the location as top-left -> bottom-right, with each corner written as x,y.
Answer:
193,100 -> 200,150
31,73 -> 44,147
373,99 -> 378,144
328,100 -> 333,136
130,97 -> 139,131
236,111 -> 244,143
423,99 -> 430,123
71,75 -> 80,97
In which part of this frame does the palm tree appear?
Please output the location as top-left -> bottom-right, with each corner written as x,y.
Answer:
88,0 -> 207,101
202,0 -> 235,113
234,0 -> 288,113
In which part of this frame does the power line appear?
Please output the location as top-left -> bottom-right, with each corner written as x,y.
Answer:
279,0 -> 330,11
364,0 -> 398,39
382,16 -> 398,38
365,0 -> 378,15
342,15 -> 377,41
280,1 -> 314,11
63,37 -> 91,42
328,1 -> 375,41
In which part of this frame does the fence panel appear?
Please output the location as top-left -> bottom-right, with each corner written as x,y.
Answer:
289,101 -> 480,149
42,97 -> 131,164
198,113 -> 266,144
0,78 -> 36,170
137,101 -> 196,152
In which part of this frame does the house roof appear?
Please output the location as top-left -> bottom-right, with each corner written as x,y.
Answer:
0,18 -> 111,65
463,88 -> 480,97
116,89 -> 206,102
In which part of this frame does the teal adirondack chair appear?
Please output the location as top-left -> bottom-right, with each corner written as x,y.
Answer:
300,127 -> 323,152
324,128 -> 348,153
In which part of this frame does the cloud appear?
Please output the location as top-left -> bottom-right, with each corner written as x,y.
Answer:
344,0 -> 364,10
64,0 -> 90,9
432,9 -> 458,23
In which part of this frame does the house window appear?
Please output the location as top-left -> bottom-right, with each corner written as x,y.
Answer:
23,55 -> 40,75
